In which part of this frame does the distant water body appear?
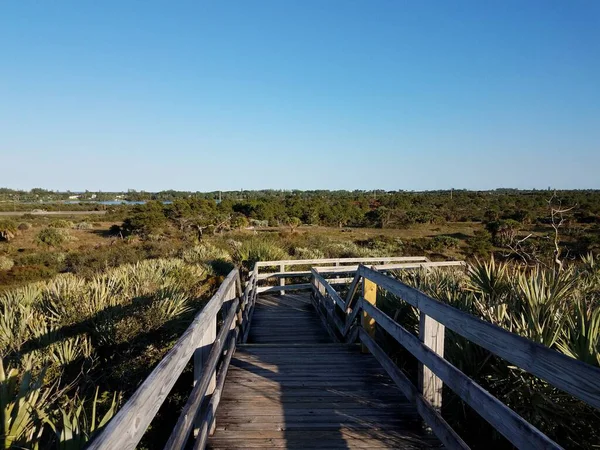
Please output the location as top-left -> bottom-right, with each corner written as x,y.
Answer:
63,200 -> 173,205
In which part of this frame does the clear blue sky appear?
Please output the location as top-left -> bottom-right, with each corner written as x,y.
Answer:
1,1 -> 599,192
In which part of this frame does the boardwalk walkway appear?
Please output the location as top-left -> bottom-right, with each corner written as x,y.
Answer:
208,293 -> 440,449
90,258 -> 597,450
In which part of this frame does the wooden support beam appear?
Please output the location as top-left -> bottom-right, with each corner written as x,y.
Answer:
419,314 -> 445,410
193,314 -> 217,436
166,299 -> 239,450
361,276 -> 377,353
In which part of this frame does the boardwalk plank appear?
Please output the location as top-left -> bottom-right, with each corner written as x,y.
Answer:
207,293 -> 441,449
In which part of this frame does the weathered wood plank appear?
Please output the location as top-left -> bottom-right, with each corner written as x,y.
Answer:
361,301 -> 561,449
419,313 -> 444,410
255,257 -> 429,268
193,328 -> 239,450
359,265 -> 600,411
257,283 -> 312,293
358,329 -> 468,450
87,270 -> 239,450
164,298 -> 240,450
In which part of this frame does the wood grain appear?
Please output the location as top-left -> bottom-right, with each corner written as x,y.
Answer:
359,265 -> 600,411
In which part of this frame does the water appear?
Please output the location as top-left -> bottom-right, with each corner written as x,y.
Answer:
63,200 -> 173,205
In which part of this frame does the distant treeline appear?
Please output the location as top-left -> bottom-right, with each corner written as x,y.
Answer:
3,188 -> 600,227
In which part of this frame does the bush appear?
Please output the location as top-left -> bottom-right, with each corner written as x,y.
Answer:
16,251 -> 66,268
181,243 -> 231,264
0,255 -> 14,270
230,239 -> 288,269
0,219 -> 17,241
36,228 -> 70,247
293,247 -> 325,260
18,222 -> 32,231
428,235 -> 461,252
74,221 -> 93,230
49,219 -> 74,229
467,230 -> 493,259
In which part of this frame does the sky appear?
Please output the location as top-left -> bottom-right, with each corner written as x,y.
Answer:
1,1 -> 599,192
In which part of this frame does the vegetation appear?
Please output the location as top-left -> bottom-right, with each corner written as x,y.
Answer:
0,221 -> 17,242
378,257 -> 600,448
1,188 -> 599,448
36,228 -> 71,247
0,258 -> 215,449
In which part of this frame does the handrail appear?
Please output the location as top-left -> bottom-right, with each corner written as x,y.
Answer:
255,256 -> 429,267
254,256 -> 457,294
88,267 -> 259,450
164,298 -> 240,449
311,264 -> 600,449
358,265 -> 600,411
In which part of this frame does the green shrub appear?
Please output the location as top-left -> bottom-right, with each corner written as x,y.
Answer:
230,239 -> 288,269
74,221 -> 93,230
467,230 -> 493,259
36,228 -> 70,247
428,235 -> 461,252
0,265 -> 58,287
181,243 -> 231,264
0,255 -> 14,270
15,251 -> 66,269
293,247 -> 325,260
49,219 -> 73,229
391,258 -> 600,447
18,222 -> 32,231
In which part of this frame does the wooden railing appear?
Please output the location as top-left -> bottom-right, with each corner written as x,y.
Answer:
310,264 -> 600,450
255,256 -> 465,294
88,267 -> 259,450
87,257 -> 464,449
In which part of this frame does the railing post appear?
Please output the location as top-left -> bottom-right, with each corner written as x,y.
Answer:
194,313 -> 217,436
361,276 -> 377,353
419,314 -> 445,410
279,264 -> 285,295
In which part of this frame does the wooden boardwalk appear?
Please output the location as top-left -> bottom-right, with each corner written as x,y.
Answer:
90,258 -> 598,450
207,294 -> 441,449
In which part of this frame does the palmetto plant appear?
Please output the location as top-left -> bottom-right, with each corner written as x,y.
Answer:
46,388 -> 119,450
390,256 -> 600,448
0,360 -> 49,449
557,294 -> 600,366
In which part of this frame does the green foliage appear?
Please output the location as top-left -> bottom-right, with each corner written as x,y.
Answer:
286,216 -> 302,230
391,258 -> 600,448
427,235 -> 461,252
36,228 -> 71,247
293,247 -> 325,260
121,202 -> 167,237
73,222 -> 93,230
0,256 -> 215,449
485,219 -> 521,246
46,388 -> 119,450
17,222 -> 32,231
0,360 -> 50,449
229,239 -> 288,269
230,214 -> 249,230
466,229 -> 493,259
49,220 -> 74,229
